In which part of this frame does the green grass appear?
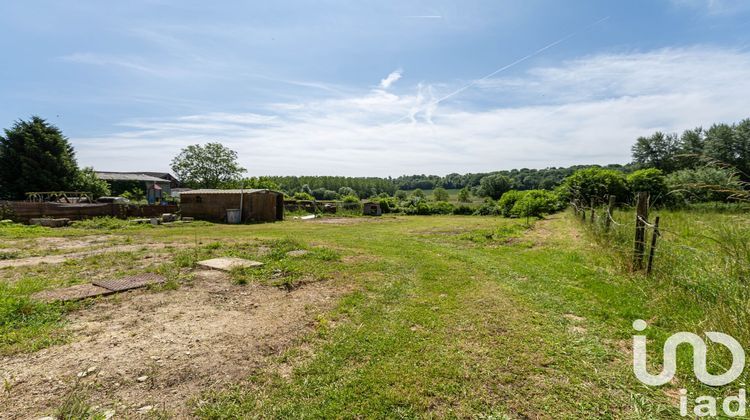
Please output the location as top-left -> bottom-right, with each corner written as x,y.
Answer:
2,210 -> 749,417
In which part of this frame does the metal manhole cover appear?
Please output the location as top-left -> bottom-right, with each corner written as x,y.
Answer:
93,273 -> 166,292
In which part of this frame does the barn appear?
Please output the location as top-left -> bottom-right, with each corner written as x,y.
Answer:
179,189 -> 284,223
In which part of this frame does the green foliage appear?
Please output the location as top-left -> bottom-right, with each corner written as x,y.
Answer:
562,167 -> 628,205
497,190 -> 526,217
666,167 -> 741,204
70,217 -> 148,230
431,187 -> 450,202
292,192 -> 315,201
170,142 -> 246,188
457,187 -> 471,203
509,190 -> 562,218
430,201 -> 454,215
478,174 -> 512,200
0,116 -> 80,199
341,195 -> 360,203
452,204 -> 474,215
473,199 -> 500,216
224,176 -> 280,190
121,188 -> 145,202
626,168 -> 668,204
73,167 -> 110,199
394,190 -> 408,200
631,132 -> 681,172
411,188 -> 425,199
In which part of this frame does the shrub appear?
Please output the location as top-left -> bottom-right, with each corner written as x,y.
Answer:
452,204 -> 474,215
431,201 -> 454,215
473,199 -> 500,216
457,187 -> 472,203
510,190 -> 562,218
666,167 -> 741,204
497,190 -> 526,217
627,168 -> 668,204
292,192 -> 315,201
395,190 -> 408,200
411,189 -> 425,199
341,195 -> 360,203
562,167 -> 628,206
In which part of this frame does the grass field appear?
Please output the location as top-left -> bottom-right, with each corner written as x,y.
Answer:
1,210 -> 748,418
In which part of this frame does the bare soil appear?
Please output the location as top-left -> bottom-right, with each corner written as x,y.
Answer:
0,270 -> 347,418
0,243 -> 186,269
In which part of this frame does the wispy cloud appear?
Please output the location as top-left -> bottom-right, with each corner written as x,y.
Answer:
670,0 -> 750,15
379,69 -> 403,89
73,47 -> 750,176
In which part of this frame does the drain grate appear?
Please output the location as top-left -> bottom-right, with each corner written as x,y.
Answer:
93,273 -> 166,292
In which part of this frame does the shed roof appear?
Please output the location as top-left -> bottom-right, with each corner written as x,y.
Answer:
179,189 -> 273,195
95,172 -> 171,182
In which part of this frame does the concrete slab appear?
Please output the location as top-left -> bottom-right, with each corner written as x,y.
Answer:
197,257 -> 264,271
286,250 -> 309,257
32,284 -> 113,302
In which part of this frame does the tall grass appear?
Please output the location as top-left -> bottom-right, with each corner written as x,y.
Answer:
577,203 -> 750,368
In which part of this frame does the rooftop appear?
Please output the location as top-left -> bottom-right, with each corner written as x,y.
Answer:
95,172 -> 171,182
180,189 -> 272,195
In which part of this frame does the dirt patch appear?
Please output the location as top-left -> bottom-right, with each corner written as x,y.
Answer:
0,270 -> 347,418
0,243 -> 186,269
34,236 -> 114,251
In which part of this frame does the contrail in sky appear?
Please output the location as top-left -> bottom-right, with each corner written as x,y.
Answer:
392,16 -> 610,124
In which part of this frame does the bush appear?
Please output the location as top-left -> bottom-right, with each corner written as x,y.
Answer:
452,204 -> 474,215
562,167 -> 628,206
497,190 -> 526,217
431,201 -> 454,215
510,190 -> 562,218
341,195 -> 360,203
473,199 -> 501,216
627,168 -> 668,204
395,190 -> 408,200
404,201 -> 431,215
666,167 -> 741,204
293,192 -> 315,201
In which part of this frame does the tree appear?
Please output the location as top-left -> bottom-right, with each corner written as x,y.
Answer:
411,189 -> 425,199
457,187 -> 472,203
74,167 -> 111,199
631,132 -> 681,172
704,122 -> 750,180
0,116 -> 80,199
479,174 -> 512,200
170,143 -> 246,188
432,187 -> 450,202
666,167 -> 741,203
395,190 -> 408,200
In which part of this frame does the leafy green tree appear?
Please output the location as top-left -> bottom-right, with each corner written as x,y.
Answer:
704,122 -> 750,179
293,191 -> 315,201
411,189 -> 425,199
0,116 -> 80,199
170,142 -> 246,188
457,187 -> 471,202
74,167 -> 111,199
631,132 -> 681,172
562,167 -> 628,205
479,174 -> 512,200
432,187 -> 450,202
395,190 -> 408,200
626,168 -> 668,203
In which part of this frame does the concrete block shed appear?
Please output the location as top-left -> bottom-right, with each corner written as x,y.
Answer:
179,189 -> 284,222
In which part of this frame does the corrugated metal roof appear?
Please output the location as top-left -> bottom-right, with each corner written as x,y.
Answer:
95,172 -> 170,182
179,189 -> 272,195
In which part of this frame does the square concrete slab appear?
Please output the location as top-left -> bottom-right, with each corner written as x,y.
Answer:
197,257 -> 264,271
93,273 -> 166,292
32,284 -> 113,302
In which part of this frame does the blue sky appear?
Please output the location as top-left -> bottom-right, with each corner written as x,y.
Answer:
2,0 -> 750,176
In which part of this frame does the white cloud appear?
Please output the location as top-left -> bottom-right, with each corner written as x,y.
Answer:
73,47 -> 750,176
670,0 -> 750,15
379,69 -> 403,89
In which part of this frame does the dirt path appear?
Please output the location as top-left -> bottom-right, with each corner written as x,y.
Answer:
0,270 -> 347,418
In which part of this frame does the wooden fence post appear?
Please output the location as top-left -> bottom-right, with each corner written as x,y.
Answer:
605,195 -> 615,231
646,216 -> 660,275
633,192 -> 649,270
590,198 -> 596,224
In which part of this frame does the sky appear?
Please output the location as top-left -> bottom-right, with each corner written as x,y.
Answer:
1,0 -> 750,177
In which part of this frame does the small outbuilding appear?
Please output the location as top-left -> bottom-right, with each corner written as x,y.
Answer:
362,201 -> 382,216
179,189 -> 284,223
